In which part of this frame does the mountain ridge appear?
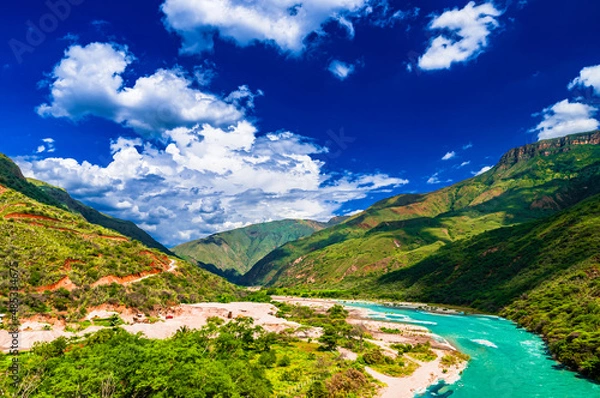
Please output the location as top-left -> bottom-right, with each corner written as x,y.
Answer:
243,131 -> 600,288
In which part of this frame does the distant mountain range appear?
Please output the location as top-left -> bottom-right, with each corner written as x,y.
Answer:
172,218 -> 347,281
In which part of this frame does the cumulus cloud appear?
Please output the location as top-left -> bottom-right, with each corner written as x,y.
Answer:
459,161 -> 470,167
18,122 -> 408,246
36,43 -> 248,135
472,166 -> 492,176
161,0 -> 408,55
568,64 -> 600,96
530,99 -> 599,140
35,138 -> 56,154
441,151 -> 456,160
418,1 -> 503,71
328,60 -> 356,80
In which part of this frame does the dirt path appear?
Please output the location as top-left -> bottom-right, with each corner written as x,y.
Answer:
123,260 -> 177,285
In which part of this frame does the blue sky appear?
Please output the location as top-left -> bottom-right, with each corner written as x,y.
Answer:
1,0 -> 600,246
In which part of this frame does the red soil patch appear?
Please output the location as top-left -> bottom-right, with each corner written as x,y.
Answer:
4,212 -> 60,222
91,269 -> 162,287
36,276 -> 78,292
141,250 -> 170,269
0,185 -> 7,194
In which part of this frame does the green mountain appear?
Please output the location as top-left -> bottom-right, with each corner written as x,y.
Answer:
0,154 -> 170,254
243,131 -> 600,288
369,193 -> 600,379
0,154 -> 237,317
172,218 -> 343,280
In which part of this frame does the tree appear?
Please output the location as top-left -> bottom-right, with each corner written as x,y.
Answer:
319,325 -> 340,351
307,380 -> 329,398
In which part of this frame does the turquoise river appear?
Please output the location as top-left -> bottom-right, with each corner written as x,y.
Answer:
344,302 -> 599,398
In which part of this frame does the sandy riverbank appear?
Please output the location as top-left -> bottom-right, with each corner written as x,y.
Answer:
0,302 -> 303,350
1,297 -> 467,397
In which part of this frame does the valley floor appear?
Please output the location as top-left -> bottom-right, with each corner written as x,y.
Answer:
1,298 -> 467,397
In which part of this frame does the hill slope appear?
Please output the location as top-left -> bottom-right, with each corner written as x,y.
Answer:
173,218 -> 341,279
0,154 -> 170,254
244,131 -> 600,288
0,156 -> 237,318
368,193 -> 600,380
32,179 -> 171,254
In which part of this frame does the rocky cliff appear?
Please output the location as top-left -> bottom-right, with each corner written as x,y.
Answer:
498,130 -> 600,168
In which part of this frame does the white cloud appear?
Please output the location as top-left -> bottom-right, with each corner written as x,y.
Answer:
568,64 -> 600,96
472,166 -> 492,176
530,99 -> 599,140
36,43 -> 247,135
328,60 -> 356,80
460,161 -> 471,167
441,151 -> 456,160
160,0 -> 408,55
418,1 -> 503,71
463,142 -> 473,150
161,0 -> 367,54
427,173 -> 441,184
35,138 -> 56,154
19,122 -> 408,246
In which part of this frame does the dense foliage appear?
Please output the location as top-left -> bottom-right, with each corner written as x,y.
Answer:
0,318 -> 378,398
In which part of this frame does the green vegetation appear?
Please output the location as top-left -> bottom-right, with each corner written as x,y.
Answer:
440,351 -> 471,367
358,347 -> 418,377
391,342 -> 436,362
244,133 -> 600,289
173,219 -> 335,280
0,156 -> 239,317
0,318 -> 378,398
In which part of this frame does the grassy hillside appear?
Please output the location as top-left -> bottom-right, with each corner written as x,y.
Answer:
0,161 -> 238,319
0,154 -> 170,254
244,131 -> 600,288
365,193 -> 600,380
173,219 -> 332,278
